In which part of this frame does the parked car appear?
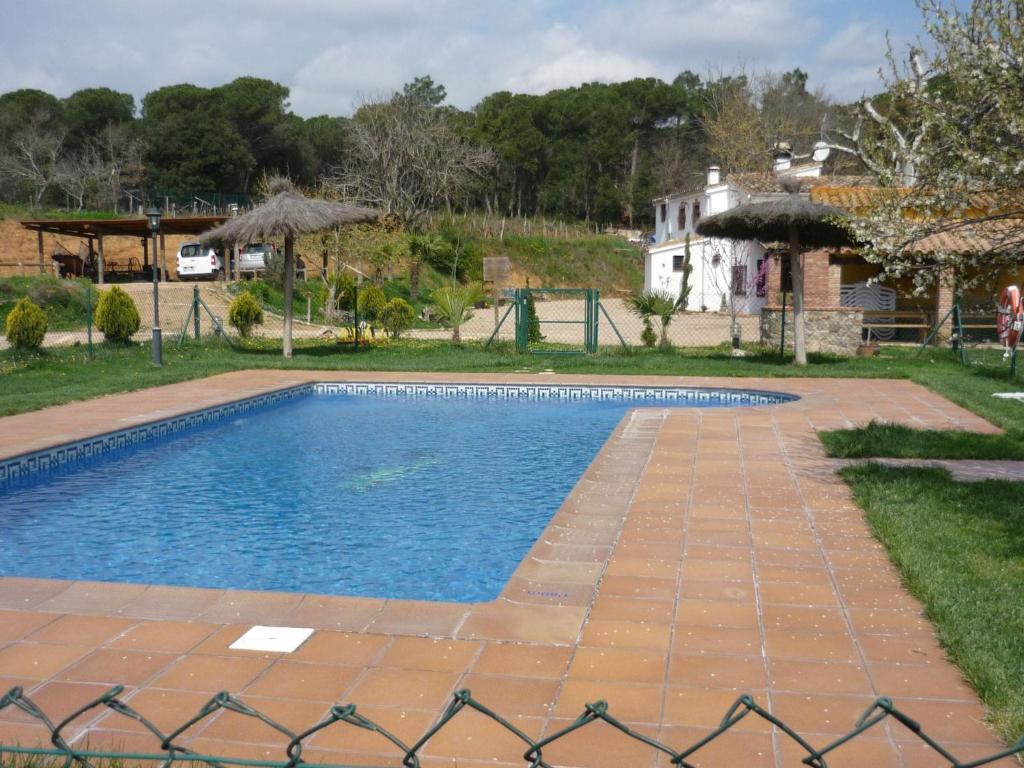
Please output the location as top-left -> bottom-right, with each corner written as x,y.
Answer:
176,242 -> 223,280
238,243 -> 276,274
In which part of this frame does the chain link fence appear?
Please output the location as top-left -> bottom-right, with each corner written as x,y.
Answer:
2,684 -> 1021,768
0,278 -> 351,353
414,288 -> 758,351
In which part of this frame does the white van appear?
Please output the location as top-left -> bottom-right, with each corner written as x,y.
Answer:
176,242 -> 223,280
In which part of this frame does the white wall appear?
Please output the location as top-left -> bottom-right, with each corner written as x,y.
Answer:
646,237 -> 767,314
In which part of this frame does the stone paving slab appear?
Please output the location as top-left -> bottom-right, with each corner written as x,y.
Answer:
0,372 -> 1014,766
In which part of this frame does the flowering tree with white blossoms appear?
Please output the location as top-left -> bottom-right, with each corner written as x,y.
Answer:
842,0 -> 1024,294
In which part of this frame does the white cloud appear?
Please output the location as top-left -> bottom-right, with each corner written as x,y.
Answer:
0,0 -> 917,114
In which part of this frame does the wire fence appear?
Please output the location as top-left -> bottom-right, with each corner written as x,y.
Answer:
2,684 -> 1021,768
0,274 -> 1002,357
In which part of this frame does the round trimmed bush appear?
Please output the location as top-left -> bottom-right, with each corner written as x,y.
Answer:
94,286 -> 140,343
229,291 -> 265,338
4,297 -> 47,351
381,297 -> 415,338
356,284 -> 387,323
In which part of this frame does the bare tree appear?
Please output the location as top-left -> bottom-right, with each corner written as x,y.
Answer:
327,93 -> 496,231
701,239 -> 762,336
821,50 -> 930,187
701,69 -> 832,174
90,123 -> 144,212
0,112 -> 65,208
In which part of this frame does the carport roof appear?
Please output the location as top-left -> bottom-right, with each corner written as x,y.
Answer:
20,215 -> 227,239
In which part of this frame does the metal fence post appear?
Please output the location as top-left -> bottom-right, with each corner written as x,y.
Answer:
86,282 -> 94,360
193,287 -> 201,340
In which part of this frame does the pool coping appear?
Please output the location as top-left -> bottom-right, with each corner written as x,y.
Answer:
0,371 -> 811,644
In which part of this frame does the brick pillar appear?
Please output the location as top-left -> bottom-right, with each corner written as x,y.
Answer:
828,258 -> 843,306
802,249 -> 831,308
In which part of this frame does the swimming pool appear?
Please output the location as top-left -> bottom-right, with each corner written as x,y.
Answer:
0,383 -> 796,602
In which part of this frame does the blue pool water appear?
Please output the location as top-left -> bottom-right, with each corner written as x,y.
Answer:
0,388 -> 791,602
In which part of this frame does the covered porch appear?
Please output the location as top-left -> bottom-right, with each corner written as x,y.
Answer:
19,216 -> 226,284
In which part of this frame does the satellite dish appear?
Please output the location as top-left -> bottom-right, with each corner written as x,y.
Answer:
811,141 -> 831,163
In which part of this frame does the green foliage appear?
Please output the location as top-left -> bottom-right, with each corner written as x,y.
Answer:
640,318 -> 657,348
240,279 -> 273,305
4,297 -> 47,350
430,283 -> 482,343
94,286 -> 140,343
357,284 -> 388,323
679,235 -> 693,308
62,87 -> 134,150
229,291 -> 265,338
407,233 -> 451,301
381,297 -> 416,338
627,289 -> 682,348
0,277 -> 91,331
263,249 -> 285,288
401,75 -> 447,107
323,272 -> 357,313
525,290 -> 544,343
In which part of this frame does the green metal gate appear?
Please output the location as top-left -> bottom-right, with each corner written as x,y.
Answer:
486,287 -> 627,354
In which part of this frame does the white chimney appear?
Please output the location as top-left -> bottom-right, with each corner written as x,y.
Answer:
707,165 -> 721,186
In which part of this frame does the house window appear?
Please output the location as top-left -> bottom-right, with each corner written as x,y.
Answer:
732,264 -> 748,296
692,201 -> 701,226
677,205 -> 686,231
659,203 -> 666,222
755,259 -> 767,297
672,253 -> 686,271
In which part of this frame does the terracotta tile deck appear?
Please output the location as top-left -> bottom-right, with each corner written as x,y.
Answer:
0,371 -> 1013,765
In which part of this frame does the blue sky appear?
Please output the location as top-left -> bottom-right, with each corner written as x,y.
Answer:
0,0 -> 927,116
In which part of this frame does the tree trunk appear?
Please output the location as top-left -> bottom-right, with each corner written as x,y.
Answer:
789,227 -> 807,366
452,323 -> 461,344
627,135 -> 640,228
283,236 -> 295,359
410,260 -> 421,302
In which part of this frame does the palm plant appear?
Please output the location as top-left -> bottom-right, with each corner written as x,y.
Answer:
430,283 -> 482,344
407,233 -> 446,302
627,290 -> 683,349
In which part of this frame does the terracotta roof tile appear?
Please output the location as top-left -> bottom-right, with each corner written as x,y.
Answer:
728,173 -> 874,196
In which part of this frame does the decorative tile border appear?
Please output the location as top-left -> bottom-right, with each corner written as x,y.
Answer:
0,384 -> 314,485
1,382 -> 796,485
312,381 -> 798,406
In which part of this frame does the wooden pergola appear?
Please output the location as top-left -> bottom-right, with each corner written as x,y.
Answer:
19,216 -> 227,283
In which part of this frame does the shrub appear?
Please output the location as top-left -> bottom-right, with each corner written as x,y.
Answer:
357,284 -> 387,323
381,297 -> 415,338
640,318 -> 657,348
430,283 -> 482,344
263,249 -> 286,287
242,280 -> 273,304
27,276 -> 78,309
4,297 -> 47,350
94,286 -> 140,343
229,291 -> 265,338
526,291 -> 544,343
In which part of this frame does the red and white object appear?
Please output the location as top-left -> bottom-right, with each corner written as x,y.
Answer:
997,285 -> 1022,350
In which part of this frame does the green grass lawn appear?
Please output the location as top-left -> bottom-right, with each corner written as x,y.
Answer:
842,464 -> 1024,743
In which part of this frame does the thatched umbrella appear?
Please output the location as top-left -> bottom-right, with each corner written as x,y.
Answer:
696,178 -> 853,365
201,179 -> 378,357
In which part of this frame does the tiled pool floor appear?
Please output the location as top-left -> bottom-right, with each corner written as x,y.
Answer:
0,371 -> 1012,766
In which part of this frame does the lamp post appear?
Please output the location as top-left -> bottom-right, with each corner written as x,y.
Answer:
146,206 -> 162,366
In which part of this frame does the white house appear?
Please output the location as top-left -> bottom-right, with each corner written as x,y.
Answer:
646,154 -> 832,313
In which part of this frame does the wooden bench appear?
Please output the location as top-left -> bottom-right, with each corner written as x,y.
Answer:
862,310 -> 933,342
